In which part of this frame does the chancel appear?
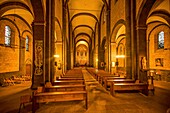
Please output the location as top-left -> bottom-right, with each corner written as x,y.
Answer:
0,0 -> 170,113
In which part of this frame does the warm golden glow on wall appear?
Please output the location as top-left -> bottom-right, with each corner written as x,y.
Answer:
54,54 -> 59,58
116,55 -> 125,58
76,41 -> 88,47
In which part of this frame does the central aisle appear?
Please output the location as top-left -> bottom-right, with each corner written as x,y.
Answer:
36,68 -> 168,113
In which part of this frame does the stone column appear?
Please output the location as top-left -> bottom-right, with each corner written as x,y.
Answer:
45,0 -> 55,82
89,44 -> 93,66
136,25 -> 148,82
125,0 -> 136,79
106,0 -> 111,72
31,21 -> 45,89
19,36 -> 25,75
62,2 -> 67,72
125,0 -> 132,79
130,0 -> 137,80
50,0 -> 55,80
111,42 -> 117,74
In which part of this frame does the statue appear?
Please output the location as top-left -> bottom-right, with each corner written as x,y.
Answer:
141,57 -> 147,69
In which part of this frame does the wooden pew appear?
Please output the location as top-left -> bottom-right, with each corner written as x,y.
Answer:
103,77 -> 126,88
57,77 -> 84,81
64,69 -> 83,76
94,71 -> 108,81
110,82 -> 148,96
99,75 -> 120,85
104,79 -> 135,89
86,68 -> 97,78
45,85 -> 86,92
32,91 -> 88,113
86,68 -> 108,80
60,75 -> 84,78
59,69 -> 83,79
52,80 -> 85,86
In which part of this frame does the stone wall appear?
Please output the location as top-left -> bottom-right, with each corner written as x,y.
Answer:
0,19 -> 19,73
110,0 -> 125,30
147,22 -> 170,70
0,16 -> 32,82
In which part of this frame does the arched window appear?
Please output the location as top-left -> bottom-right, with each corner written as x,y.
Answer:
5,25 -> 11,46
158,31 -> 164,49
26,36 -> 29,51
120,46 -> 122,55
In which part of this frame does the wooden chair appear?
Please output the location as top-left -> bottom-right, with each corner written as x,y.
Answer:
18,95 -> 32,113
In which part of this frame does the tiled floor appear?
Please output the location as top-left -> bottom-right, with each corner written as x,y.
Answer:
0,69 -> 170,113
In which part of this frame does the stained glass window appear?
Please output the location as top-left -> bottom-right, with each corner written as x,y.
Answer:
5,26 -> 11,46
26,36 -> 29,51
158,31 -> 164,49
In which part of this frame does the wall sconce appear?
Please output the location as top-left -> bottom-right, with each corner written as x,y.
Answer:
96,59 -> 98,62
116,55 -> 125,58
150,70 -> 155,76
54,54 -> 59,58
112,62 -> 115,67
95,69 -> 98,73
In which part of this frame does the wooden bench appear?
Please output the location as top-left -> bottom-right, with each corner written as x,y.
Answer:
110,82 -> 148,96
52,80 -> 85,86
57,77 -> 84,81
32,91 -> 88,113
45,85 -> 86,92
94,72 -> 108,81
104,79 -> 135,89
100,75 -> 120,85
103,77 -> 126,88
60,74 -> 84,78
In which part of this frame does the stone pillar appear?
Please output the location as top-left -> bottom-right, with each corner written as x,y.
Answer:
89,44 -> 93,66
136,25 -> 148,82
31,21 -> 45,89
50,0 -> 55,80
99,49 -> 105,70
130,0 -> 137,80
111,42 -> 117,74
97,23 -> 101,69
106,0 -> 111,72
45,0 -> 55,82
19,36 -> 25,75
125,0 -> 132,79
62,2 -> 67,72
125,0 -> 136,79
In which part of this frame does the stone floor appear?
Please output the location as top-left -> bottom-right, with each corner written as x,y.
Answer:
0,69 -> 170,113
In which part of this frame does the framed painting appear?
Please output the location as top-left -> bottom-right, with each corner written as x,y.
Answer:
155,58 -> 163,67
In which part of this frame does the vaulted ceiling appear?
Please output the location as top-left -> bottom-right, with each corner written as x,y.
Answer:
66,0 -> 106,48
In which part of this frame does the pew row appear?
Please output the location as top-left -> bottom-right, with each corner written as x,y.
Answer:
104,79 -> 135,89
100,75 -> 122,85
110,82 -> 148,96
45,85 -> 86,92
52,80 -> 85,85
60,74 -> 84,78
103,77 -> 126,87
32,91 -> 88,113
57,77 -> 84,81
